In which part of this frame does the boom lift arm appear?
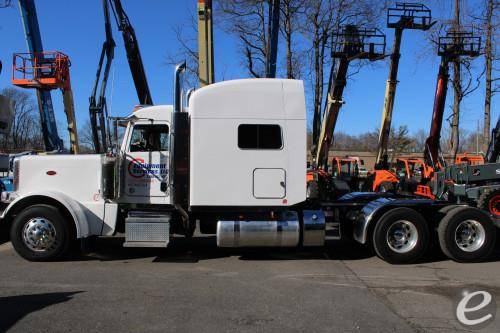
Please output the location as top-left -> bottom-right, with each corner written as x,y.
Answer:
313,26 -> 386,169
16,0 -> 63,152
423,30 -> 481,171
375,2 -> 435,169
14,0 -> 79,153
197,0 -> 214,87
109,0 -> 153,105
266,0 -> 280,78
89,0 -> 116,153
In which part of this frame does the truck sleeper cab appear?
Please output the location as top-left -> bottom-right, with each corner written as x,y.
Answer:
0,76 -> 496,264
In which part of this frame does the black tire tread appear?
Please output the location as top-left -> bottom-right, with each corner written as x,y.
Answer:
438,206 -> 496,262
10,204 -> 70,261
372,207 -> 429,264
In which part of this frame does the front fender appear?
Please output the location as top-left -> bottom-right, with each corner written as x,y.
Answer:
1,191 -> 90,238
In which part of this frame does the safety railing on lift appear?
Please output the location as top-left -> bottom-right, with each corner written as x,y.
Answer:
438,30 -> 481,58
387,2 -> 434,30
331,26 -> 386,60
12,51 -> 71,90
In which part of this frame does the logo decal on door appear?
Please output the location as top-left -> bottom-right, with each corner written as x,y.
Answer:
128,158 -> 146,178
128,158 -> 168,179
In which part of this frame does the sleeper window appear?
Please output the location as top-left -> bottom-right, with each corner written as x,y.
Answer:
238,124 -> 283,150
129,125 -> 169,152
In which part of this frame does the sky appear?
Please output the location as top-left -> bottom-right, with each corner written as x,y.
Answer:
0,0 -> 497,147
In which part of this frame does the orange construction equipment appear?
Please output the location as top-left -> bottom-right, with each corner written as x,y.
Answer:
12,51 -> 79,154
395,158 -> 433,180
12,51 -> 71,90
393,158 -> 435,198
369,169 -> 399,192
455,153 -> 484,165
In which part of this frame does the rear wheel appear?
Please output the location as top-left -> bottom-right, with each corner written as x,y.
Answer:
477,188 -> 500,218
438,207 -> 496,262
372,208 -> 429,264
10,205 -> 71,261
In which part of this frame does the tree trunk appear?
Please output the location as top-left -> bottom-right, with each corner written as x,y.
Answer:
265,0 -> 272,76
450,0 -> 461,160
482,0 -> 493,153
311,5 -> 322,148
284,1 -> 293,79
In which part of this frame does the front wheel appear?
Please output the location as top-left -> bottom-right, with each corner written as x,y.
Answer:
10,204 -> 71,261
372,208 -> 429,264
438,207 -> 496,262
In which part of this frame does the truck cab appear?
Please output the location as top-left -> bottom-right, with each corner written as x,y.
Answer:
0,77 -> 311,260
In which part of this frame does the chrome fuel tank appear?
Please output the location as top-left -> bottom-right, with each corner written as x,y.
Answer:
216,212 -> 300,247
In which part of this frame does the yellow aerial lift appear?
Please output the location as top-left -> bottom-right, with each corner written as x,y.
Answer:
375,2 -> 435,168
198,0 -> 214,87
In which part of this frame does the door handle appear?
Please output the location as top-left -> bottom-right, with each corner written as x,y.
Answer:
280,181 -> 286,187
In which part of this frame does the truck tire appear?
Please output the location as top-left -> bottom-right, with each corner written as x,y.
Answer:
10,204 -> 71,261
438,207 -> 496,262
477,188 -> 500,218
372,207 -> 429,264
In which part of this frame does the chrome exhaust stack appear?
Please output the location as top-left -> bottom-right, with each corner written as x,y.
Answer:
168,61 -> 189,210
186,88 -> 195,107
173,61 -> 186,114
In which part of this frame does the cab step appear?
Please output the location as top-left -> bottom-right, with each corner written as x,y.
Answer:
123,211 -> 171,248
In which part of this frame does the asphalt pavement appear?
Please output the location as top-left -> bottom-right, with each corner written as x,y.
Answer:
0,236 -> 499,333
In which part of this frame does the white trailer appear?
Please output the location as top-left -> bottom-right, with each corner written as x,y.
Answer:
0,65 -> 496,263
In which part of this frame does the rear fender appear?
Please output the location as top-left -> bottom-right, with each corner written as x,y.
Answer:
353,197 -> 436,244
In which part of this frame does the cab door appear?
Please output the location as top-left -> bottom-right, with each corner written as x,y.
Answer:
123,123 -> 170,203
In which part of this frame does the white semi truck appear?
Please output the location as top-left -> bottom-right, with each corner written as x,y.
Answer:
0,64 -> 497,264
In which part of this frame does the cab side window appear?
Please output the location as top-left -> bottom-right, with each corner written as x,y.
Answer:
238,124 -> 283,150
129,125 -> 169,152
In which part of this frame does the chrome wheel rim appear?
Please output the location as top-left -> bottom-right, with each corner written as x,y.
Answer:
455,220 -> 485,252
386,220 -> 418,253
22,218 -> 57,252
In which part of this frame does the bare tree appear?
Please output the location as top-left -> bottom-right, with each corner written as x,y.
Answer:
0,0 -> 11,8
218,0 -> 276,78
164,10 -> 200,88
449,0 -> 462,161
280,0 -> 305,78
446,0 -> 486,159
78,120 -> 96,153
480,0 -> 499,152
304,0 -> 336,146
303,0 -> 386,147
0,88 -> 43,151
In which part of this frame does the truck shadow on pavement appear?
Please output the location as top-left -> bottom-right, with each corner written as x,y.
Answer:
0,291 -> 83,332
75,236 -> 376,263
74,235 -> 500,264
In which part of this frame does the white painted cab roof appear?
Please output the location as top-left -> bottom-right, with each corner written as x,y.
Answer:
189,79 -> 306,120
